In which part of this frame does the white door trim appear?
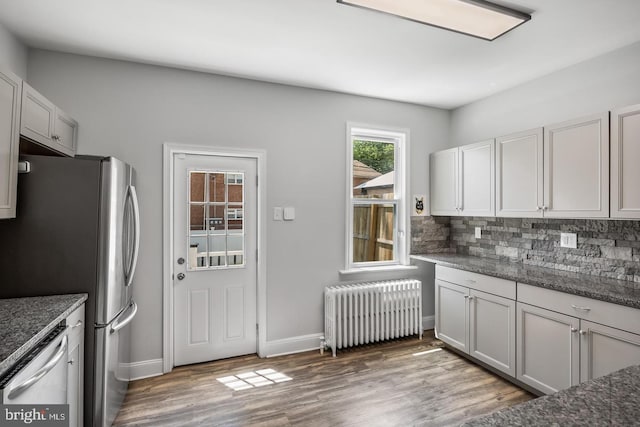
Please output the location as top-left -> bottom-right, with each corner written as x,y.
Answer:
162,143 -> 267,373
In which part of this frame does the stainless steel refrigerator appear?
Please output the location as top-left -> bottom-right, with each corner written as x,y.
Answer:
0,154 -> 140,427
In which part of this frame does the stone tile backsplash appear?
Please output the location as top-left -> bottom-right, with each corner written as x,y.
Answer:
411,216 -> 640,282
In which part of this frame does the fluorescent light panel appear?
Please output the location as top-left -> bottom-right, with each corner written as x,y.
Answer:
338,0 -> 531,41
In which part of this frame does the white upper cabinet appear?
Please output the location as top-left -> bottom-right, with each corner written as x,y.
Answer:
21,82 -> 77,157
611,104 -> 640,219
459,139 -> 495,217
430,140 -> 494,216
0,67 -> 22,219
496,128 -> 544,218
544,113 -> 609,218
430,147 -> 458,216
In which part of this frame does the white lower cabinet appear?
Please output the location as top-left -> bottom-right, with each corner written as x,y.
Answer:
516,302 -> 580,394
435,266 -> 640,396
435,266 -> 516,376
469,290 -> 516,377
66,304 -> 85,427
580,320 -> 640,383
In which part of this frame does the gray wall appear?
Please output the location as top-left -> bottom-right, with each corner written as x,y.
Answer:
27,49 -> 450,363
450,41 -> 640,146
0,23 -> 27,79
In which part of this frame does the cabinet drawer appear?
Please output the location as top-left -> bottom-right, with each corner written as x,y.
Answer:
518,283 -> 640,335
436,265 -> 516,300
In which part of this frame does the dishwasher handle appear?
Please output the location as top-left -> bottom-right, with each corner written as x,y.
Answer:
6,334 -> 68,400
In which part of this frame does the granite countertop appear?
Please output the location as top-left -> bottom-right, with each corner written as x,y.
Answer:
411,253 -> 640,309
0,294 -> 88,378
464,364 -> 640,426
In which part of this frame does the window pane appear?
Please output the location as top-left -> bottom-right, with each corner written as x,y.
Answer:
228,173 -> 244,204
227,234 -> 244,266
190,172 -> 205,203
352,140 -> 394,200
208,235 -> 227,267
189,235 -> 207,268
190,205 -> 206,231
352,203 -> 396,263
208,205 -> 226,231
209,173 -> 226,203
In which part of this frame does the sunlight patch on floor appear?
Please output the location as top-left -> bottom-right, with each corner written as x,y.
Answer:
412,348 -> 442,357
217,368 -> 292,391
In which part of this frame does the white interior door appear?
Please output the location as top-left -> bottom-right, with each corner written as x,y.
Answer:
173,153 -> 257,366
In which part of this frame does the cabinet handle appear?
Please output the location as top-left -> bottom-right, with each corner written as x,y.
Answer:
71,320 -> 83,329
579,330 -> 588,335
468,296 -> 474,301
542,206 -> 548,210
463,295 -> 469,299
570,327 -> 578,333
536,206 -> 542,211
465,279 -> 477,284
571,304 -> 591,312
52,135 -> 60,141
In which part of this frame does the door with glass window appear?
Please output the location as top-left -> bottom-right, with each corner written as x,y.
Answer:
173,153 -> 257,366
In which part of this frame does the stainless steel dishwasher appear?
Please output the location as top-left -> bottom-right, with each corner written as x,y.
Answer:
1,323 -> 68,405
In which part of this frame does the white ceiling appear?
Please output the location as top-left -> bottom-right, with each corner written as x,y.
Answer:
1,0 -> 640,109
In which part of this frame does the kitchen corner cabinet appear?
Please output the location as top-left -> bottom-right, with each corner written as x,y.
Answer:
611,103 -> 640,219
21,82 -> 77,157
496,128 -> 544,218
543,113 -> 609,218
430,140 -> 495,217
0,67 -> 22,219
435,266 -> 516,376
67,304 -> 85,427
517,283 -> 640,394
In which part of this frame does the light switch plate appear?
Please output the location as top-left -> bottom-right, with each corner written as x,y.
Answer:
284,207 -> 295,221
475,227 -> 482,239
560,232 -> 577,249
273,207 -> 283,221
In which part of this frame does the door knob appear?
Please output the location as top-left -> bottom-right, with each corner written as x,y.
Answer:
177,257 -> 185,265
177,273 -> 185,280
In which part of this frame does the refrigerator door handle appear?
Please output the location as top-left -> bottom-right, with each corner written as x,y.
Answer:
124,185 -> 141,288
110,300 -> 138,334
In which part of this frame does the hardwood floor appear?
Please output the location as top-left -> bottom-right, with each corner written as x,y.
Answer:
113,332 -> 533,426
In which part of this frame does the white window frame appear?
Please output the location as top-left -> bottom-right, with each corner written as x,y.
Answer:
345,123 -> 409,271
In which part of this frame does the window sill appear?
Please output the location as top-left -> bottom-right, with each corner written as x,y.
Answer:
339,265 -> 418,276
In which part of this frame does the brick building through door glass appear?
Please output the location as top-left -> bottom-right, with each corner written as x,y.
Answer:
188,171 -> 244,269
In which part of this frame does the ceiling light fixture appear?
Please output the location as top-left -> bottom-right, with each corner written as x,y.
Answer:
337,0 -> 531,41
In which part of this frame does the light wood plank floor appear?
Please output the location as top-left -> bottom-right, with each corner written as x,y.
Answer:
113,331 -> 533,426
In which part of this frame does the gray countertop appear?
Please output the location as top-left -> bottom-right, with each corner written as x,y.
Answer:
464,364 -> 640,426
411,254 -> 640,309
0,294 -> 88,378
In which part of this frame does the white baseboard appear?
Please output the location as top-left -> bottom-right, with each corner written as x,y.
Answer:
264,333 -> 324,358
423,315 -> 435,331
127,358 -> 164,381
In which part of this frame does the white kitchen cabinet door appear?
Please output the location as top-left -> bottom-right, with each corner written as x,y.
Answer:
53,109 -> 78,157
611,104 -> 640,219
469,289 -> 516,377
516,302 -> 580,395
496,128 -> 544,218
21,82 -> 55,144
430,147 -> 459,216
435,279 -> 468,353
67,305 -> 84,427
459,139 -> 495,216
580,320 -> 640,383
543,113 -> 609,218
0,67 -> 21,219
